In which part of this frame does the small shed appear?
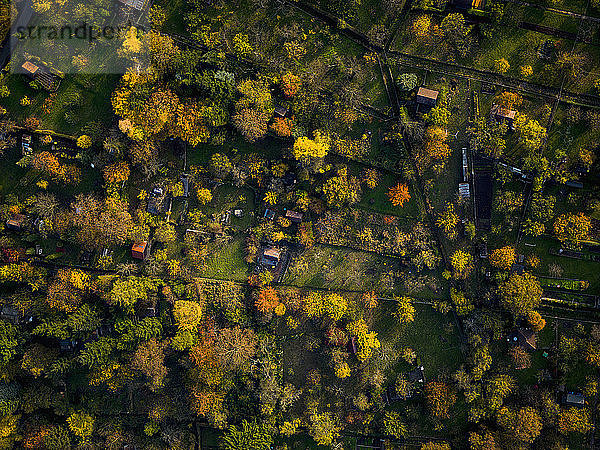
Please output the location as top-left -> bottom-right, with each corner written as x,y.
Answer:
562,392 -> 585,407
508,328 -> 537,351
59,340 -> 77,353
416,87 -> 439,107
181,175 -> 189,197
0,306 -> 31,324
6,214 -> 26,231
132,241 -> 150,260
492,104 -> 517,124
274,106 -> 289,118
21,134 -> 32,155
261,247 -> 281,266
21,61 -> 39,78
285,210 -> 303,223
565,180 -> 583,189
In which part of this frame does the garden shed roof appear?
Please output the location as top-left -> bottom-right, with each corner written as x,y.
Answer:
417,87 -> 440,104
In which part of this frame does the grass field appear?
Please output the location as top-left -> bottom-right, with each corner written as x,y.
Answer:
204,184 -> 257,230
391,5 -> 600,94
198,237 -> 249,281
3,73 -> 118,136
284,244 -> 405,293
356,170 -> 425,219
375,302 -> 463,379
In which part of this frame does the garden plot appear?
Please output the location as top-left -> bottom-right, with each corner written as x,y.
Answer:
284,244 -> 443,296
375,302 -> 463,379
195,237 -> 249,282
314,208 -> 439,261
3,74 -> 118,136
520,236 -> 600,294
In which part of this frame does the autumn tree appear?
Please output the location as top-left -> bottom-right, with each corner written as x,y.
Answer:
520,65 -> 533,77
467,117 -> 507,158
214,327 -> 257,372
417,126 -> 451,173
21,343 -> 58,377
76,135 -> 92,149
140,31 -> 182,75
322,293 -> 348,322
292,132 -> 330,169
493,58 -> 510,74
172,101 -> 210,146
308,412 -> 341,447
497,406 -> 542,443
71,195 -> 134,249
514,114 -> 547,151
527,310 -> 546,331
451,289 -> 474,316
425,381 -> 457,419
437,203 -> 459,239
508,346 -> 531,369
553,212 -> 591,248
397,73 -> 419,91
440,13 -> 472,57
233,108 -> 269,142
131,339 -> 168,391
362,168 -> 380,189
558,407 -> 594,434
270,117 -> 293,137
489,246 -> 516,270
103,161 -> 130,184
255,287 -> 280,314
361,291 -> 378,309
498,272 -> 542,317
387,183 -> 411,207
382,411 -> 408,439
221,420 -> 273,450
322,168 -> 361,208
346,319 -> 380,361
209,153 -> 233,179
173,300 -> 202,331
496,92 -> 523,109
411,15 -> 431,38
281,72 -> 301,98
450,250 -> 473,279
468,430 -> 498,450
421,443 -> 450,450
196,188 -> 213,205
394,296 -> 415,324
67,411 -> 95,442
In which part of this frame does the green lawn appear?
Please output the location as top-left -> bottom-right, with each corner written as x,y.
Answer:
2,73 -> 118,136
204,184 -> 257,230
198,237 -> 249,281
375,302 -> 463,379
356,170 -> 424,219
284,244 -> 406,294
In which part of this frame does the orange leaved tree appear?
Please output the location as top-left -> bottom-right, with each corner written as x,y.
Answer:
255,287 -> 280,314
387,183 -> 411,207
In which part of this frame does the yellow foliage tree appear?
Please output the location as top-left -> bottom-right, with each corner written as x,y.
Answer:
173,300 -> 202,331
489,246 -> 516,270
103,161 -> 130,184
292,132 -> 330,165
